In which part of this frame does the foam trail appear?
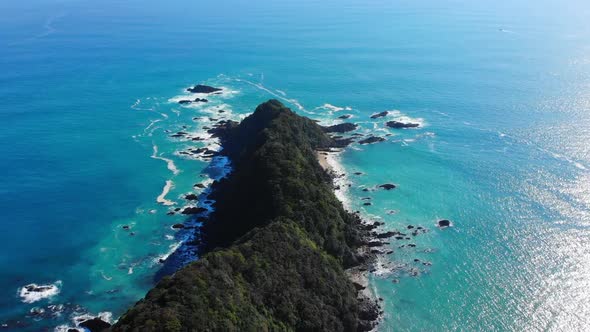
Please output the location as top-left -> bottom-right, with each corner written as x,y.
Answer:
234,78 -> 309,113
151,144 -> 180,175
157,180 -> 176,206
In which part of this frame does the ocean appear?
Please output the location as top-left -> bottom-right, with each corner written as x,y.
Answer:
1,0 -> 589,330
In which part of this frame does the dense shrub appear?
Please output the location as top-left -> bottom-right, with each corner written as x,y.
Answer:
113,100 -> 366,332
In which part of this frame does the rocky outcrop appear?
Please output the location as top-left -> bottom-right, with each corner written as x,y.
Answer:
370,111 -> 389,119
359,136 -> 385,145
186,84 -> 222,94
386,120 -> 419,129
322,123 -> 358,133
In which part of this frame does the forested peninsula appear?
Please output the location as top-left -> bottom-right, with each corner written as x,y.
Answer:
112,100 -> 380,331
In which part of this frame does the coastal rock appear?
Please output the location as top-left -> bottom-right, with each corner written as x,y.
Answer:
370,111 -> 389,119
172,223 -> 185,229
386,120 -> 419,129
178,100 -> 192,105
376,231 -> 397,239
181,207 -> 207,215
438,219 -> 452,228
359,136 -> 385,145
338,114 -> 352,119
378,184 -> 396,190
79,318 -> 111,332
194,98 -> 209,103
194,183 -> 206,189
184,194 -> 198,200
186,84 -> 222,94
322,123 -> 358,133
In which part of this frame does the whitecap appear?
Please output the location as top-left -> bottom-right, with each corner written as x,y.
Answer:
19,281 -> 61,303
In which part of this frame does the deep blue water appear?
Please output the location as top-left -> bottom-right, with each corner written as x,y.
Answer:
1,0 -> 590,330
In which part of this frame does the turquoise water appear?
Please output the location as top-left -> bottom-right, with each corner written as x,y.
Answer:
1,0 -> 590,330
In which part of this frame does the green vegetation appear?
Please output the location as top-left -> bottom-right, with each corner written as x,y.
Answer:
113,100 -> 374,332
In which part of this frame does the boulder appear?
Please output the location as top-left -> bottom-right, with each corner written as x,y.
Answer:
378,184 -> 396,190
359,136 -> 385,145
438,219 -> 451,227
172,223 -> 185,229
370,111 -> 389,119
184,194 -> 198,201
181,207 -> 208,215
186,84 -> 222,94
338,114 -> 352,119
386,121 -> 419,129
178,100 -> 192,104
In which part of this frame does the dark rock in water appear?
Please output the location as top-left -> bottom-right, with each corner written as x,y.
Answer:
354,172 -> 363,175
386,121 -> 419,129
438,219 -> 451,228
395,236 -> 405,240
178,100 -> 192,105
322,123 -> 358,133
414,258 -> 420,262
218,110 -> 225,113
122,225 -> 130,230
376,231 -> 397,239
407,244 -> 416,247
186,84 -> 222,94
352,282 -> 366,291
370,111 -> 389,119
359,136 -> 385,145
79,318 -> 111,332
194,98 -> 209,103
407,225 -> 414,229
392,279 -> 399,284
129,232 -> 135,236
338,114 -> 352,119
166,211 -> 175,215
378,184 -> 396,190
191,137 -> 205,141
174,207 -> 181,212
386,250 -> 394,255
363,202 -> 372,206
181,207 -> 207,215
332,137 -> 354,148
172,223 -> 185,229
170,134 -> 185,138
194,183 -> 206,189
184,194 -> 198,201
362,188 -> 370,192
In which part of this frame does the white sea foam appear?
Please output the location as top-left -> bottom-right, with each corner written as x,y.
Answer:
276,89 -> 287,96
154,241 -> 182,264
383,110 -> 426,128
315,103 -> 352,113
157,180 -> 176,206
18,281 -> 62,303
151,144 -> 180,175
323,152 -> 351,209
72,312 -> 113,327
